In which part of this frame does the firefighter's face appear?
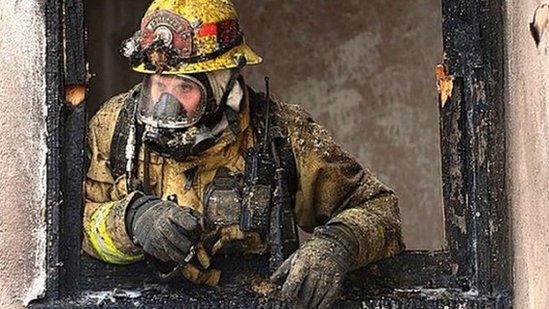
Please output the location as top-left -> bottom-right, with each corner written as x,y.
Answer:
149,74 -> 203,118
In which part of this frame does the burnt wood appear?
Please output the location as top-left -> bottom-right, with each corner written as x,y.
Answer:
34,0 -> 511,307
60,0 -> 88,300
43,0 -> 64,302
441,0 -> 511,300
64,0 -> 87,85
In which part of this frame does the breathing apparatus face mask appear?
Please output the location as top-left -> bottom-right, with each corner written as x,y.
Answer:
138,74 -> 217,159
139,74 -> 207,129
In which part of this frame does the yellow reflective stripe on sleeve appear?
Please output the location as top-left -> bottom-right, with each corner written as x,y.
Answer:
86,202 -> 143,265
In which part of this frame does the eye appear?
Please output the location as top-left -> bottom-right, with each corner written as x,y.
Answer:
178,83 -> 194,93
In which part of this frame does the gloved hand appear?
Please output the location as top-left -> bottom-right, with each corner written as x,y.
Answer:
270,224 -> 358,309
125,194 -> 202,264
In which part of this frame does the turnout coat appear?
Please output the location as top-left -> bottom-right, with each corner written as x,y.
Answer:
83,83 -> 404,285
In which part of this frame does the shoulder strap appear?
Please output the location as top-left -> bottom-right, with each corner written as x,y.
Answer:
109,85 -> 142,181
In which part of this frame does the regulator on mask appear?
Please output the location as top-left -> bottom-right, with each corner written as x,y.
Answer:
137,74 -> 219,160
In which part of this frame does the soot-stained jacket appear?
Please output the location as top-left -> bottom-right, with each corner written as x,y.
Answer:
83,83 -> 405,285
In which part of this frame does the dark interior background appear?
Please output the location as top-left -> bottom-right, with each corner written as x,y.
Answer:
86,0 -> 444,250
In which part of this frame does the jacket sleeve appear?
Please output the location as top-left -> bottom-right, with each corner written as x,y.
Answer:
82,96 -> 144,265
283,103 -> 405,268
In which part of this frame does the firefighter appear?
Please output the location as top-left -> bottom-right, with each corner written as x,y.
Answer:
83,0 -> 404,307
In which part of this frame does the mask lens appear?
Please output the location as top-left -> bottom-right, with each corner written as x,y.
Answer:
138,74 -> 207,129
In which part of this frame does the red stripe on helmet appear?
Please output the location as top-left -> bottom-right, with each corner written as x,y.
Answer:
197,23 -> 218,37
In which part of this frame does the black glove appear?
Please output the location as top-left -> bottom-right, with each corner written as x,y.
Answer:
270,224 -> 358,309
125,194 -> 202,263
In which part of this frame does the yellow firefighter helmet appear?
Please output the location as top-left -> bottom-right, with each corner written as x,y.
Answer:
124,0 -> 262,75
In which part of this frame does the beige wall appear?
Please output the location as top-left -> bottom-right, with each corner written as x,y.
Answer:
0,0 -> 48,308
505,1 -> 549,308
87,0 -> 445,250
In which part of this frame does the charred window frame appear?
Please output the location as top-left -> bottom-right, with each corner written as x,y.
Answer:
33,0 -> 512,307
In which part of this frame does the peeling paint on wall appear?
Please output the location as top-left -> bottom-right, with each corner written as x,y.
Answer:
65,85 -> 86,106
436,64 -> 454,108
530,3 -> 549,51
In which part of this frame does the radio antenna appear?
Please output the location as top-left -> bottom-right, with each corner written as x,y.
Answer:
263,76 -> 271,153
